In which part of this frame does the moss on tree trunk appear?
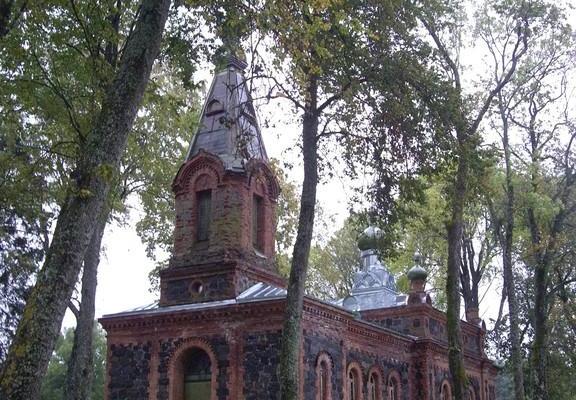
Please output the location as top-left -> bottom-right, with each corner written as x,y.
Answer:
65,209 -> 108,400
446,134 -> 469,399
279,75 -> 319,400
0,0 -> 171,398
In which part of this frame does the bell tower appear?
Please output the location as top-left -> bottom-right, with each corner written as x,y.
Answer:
159,54 -> 282,307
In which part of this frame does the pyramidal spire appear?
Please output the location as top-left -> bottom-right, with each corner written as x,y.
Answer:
186,51 -> 268,170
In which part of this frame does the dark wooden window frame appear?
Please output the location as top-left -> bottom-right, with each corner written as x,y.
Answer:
196,189 -> 212,242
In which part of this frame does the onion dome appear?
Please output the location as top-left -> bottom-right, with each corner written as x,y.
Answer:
407,253 -> 428,281
357,226 -> 383,251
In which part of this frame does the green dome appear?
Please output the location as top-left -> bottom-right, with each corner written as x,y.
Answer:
357,226 -> 383,251
407,253 -> 428,280
407,265 -> 428,281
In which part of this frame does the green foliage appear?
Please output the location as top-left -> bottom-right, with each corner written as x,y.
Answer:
132,67 -> 201,293
0,0 -> 204,348
40,324 -> 106,400
306,216 -> 362,300
269,159 -> 300,277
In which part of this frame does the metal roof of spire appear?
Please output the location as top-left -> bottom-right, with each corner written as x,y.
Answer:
185,53 -> 268,170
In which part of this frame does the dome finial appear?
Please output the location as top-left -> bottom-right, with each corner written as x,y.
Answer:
357,226 -> 383,251
407,252 -> 428,281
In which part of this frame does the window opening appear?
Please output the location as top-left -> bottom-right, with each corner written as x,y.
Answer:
349,370 -> 356,400
318,360 -> 328,400
206,99 -> 223,115
196,190 -> 211,242
184,348 -> 211,400
368,373 -> 378,400
387,375 -> 399,400
252,194 -> 264,251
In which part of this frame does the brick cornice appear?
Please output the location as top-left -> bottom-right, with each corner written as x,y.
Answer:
361,303 -> 485,336
100,299 -> 285,332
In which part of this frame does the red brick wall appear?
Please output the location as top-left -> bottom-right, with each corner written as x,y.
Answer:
171,151 -> 279,266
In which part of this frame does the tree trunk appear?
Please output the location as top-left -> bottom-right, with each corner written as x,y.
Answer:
445,131 -> 469,399
498,96 -> 525,400
0,0 -> 170,398
279,75 -> 319,400
64,208 -> 108,400
460,236 -> 480,319
527,206 -> 555,400
531,257 -> 549,400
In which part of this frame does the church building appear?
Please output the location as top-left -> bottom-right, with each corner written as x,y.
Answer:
99,54 -> 498,400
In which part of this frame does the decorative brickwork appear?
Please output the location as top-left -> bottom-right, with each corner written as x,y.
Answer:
304,335 -> 343,400
100,57 -> 498,400
155,336 -> 229,400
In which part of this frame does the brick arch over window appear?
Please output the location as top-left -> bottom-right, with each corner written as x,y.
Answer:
247,160 -> 279,257
168,338 -> 218,400
315,352 -> 333,400
347,362 -> 363,400
246,160 -> 280,201
172,150 -> 223,195
386,369 -> 401,400
367,366 -> 383,400
440,379 -> 453,400
193,173 -> 217,192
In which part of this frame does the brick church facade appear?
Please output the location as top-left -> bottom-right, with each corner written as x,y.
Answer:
100,55 -> 498,400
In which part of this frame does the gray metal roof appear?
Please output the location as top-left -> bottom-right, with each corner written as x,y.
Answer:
103,282 -> 286,319
237,282 -> 286,301
186,55 -> 268,170
102,282 -> 413,340
340,248 -> 401,312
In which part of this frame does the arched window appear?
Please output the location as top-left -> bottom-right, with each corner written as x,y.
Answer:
206,99 -> 223,115
387,372 -> 400,400
316,354 -> 332,400
184,348 -> 211,399
169,341 -> 218,400
196,190 -> 211,242
347,364 -> 362,400
367,370 -> 382,400
252,194 -> 264,251
440,381 -> 452,400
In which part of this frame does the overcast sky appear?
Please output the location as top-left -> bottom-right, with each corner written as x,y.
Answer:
62,67 -> 354,328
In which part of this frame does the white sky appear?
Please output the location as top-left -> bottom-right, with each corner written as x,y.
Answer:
62,67 -> 355,327
66,73 -> 502,331
63,0 -> 576,328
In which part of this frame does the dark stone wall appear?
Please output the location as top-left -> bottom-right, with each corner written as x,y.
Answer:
242,331 -> 282,400
429,318 -> 447,342
463,331 -> 481,354
108,342 -> 151,400
156,335 -> 230,400
163,273 -> 233,304
303,334 -> 344,400
370,315 -> 482,356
